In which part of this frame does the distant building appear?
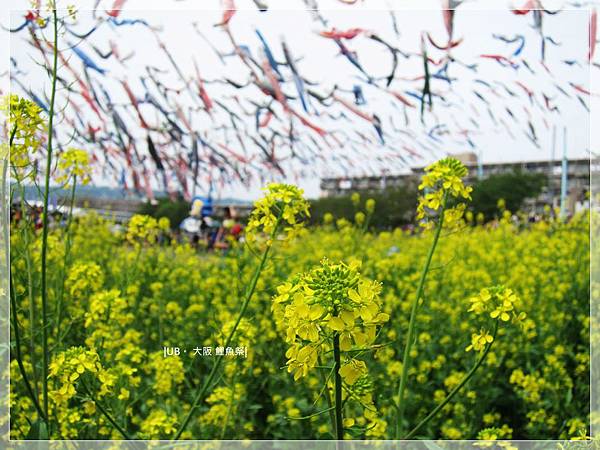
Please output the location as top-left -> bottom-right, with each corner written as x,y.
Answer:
320,173 -> 417,196
320,152 -> 590,216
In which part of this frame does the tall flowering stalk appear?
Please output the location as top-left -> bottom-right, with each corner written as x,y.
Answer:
4,95 -> 46,398
6,95 -> 48,429
7,5 -> 76,434
395,157 -> 472,438
403,286 -> 526,438
273,259 -> 389,439
174,183 -> 309,439
393,158 -> 528,439
39,5 -> 60,422
4,92 -> 48,429
54,149 -> 92,349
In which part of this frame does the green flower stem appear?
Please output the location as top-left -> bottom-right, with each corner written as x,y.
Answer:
4,127 -> 15,329
317,355 -> 336,435
81,380 -> 131,440
173,217 -> 282,440
2,156 -> 7,277
55,175 -> 77,350
39,7 -> 59,420
10,127 -> 41,400
2,123 -> 16,218
363,209 -> 373,234
220,374 -> 237,439
395,194 -> 447,439
15,179 -> 38,394
9,271 -> 47,423
351,210 -> 373,255
403,321 -> 499,439
333,332 -> 344,440
287,406 -> 336,421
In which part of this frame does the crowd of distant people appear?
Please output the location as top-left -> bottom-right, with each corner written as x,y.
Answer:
11,197 -> 245,253
11,204 -> 68,230
178,204 -> 244,251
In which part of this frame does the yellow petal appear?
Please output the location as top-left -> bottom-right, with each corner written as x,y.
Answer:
309,304 -> 325,320
340,333 -> 353,351
348,288 -> 361,303
353,331 -> 367,347
328,316 -> 346,331
358,282 -> 372,299
340,310 -> 355,326
295,303 -> 310,317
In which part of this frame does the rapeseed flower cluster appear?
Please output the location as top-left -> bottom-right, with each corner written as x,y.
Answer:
274,259 -> 388,382
48,347 -> 102,403
126,214 -> 161,245
468,286 -> 526,324
55,148 -> 92,185
139,409 -> 178,439
245,183 -> 310,244
65,261 -> 104,299
148,351 -> 184,395
1,94 -> 46,172
200,384 -> 246,431
416,157 -> 473,228
465,329 -> 494,353
464,286 -> 526,353
47,345 -> 117,438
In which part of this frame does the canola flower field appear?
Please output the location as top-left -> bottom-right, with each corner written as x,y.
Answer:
5,92 -> 591,442
9,160 -> 590,440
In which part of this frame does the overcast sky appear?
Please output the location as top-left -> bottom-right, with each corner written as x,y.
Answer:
5,0 -> 597,200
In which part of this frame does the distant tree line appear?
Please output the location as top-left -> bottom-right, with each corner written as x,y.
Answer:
309,171 -> 547,229
469,171 -> 547,220
309,184 -> 419,229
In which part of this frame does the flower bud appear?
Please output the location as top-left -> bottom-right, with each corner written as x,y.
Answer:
365,198 -> 376,214
355,211 -> 365,226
